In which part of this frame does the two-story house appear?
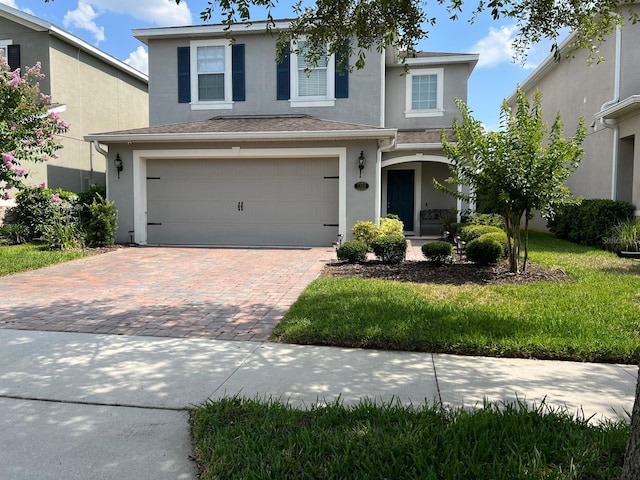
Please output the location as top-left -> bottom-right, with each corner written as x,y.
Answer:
86,20 -> 477,247
506,4 -> 640,220
0,4 -> 148,197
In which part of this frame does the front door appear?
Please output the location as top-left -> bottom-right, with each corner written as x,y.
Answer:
387,170 -> 414,231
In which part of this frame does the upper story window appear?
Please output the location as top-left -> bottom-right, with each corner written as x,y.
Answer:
189,39 -> 233,109
405,68 -> 444,118
290,40 -> 336,107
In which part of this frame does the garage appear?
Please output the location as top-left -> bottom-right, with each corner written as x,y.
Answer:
145,156 -> 339,246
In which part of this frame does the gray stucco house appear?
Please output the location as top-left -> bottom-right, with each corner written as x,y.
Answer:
506,5 -> 640,219
86,20 -> 478,247
0,4 -> 149,198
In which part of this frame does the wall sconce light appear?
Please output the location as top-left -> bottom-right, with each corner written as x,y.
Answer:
114,154 -> 123,179
358,151 -> 366,178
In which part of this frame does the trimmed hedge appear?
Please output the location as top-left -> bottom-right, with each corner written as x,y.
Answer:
371,234 -> 407,264
422,241 -> 453,264
336,240 -> 368,263
466,236 -> 502,265
548,199 -> 635,248
459,225 -> 504,243
478,231 -> 508,257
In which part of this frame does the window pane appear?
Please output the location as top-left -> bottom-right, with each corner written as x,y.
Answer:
297,41 -> 328,69
198,73 -> 225,101
412,74 -> 437,110
298,69 -> 327,97
197,46 -> 225,73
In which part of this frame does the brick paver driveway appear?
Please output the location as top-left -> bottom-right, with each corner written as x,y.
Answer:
0,246 -> 336,341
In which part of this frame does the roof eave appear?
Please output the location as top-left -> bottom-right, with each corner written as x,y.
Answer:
395,142 -> 443,151
85,128 -> 398,143
595,95 -> 640,120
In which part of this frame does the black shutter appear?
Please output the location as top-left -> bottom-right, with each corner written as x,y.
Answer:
7,44 -> 20,72
276,46 -> 290,100
335,44 -> 349,99
231,44 -> 245,102
177,46 -> 190,103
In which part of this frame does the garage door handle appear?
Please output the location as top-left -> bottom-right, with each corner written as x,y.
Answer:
238,201 -> 244,211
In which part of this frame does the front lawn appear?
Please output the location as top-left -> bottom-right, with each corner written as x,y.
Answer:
190,396 -> 628,480
272,232 -> 640,363
0,243 -> 86,276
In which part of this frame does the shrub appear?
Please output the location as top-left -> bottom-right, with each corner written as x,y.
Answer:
459,225 -> 504,243
422,241 -> 453,264
83,194 -> 117,247
466,236 -> 502,265
0,223 -> 29,245
14,187 -> 78,240
603,219 -> 640,253
467,213 -> 505,229
548,199 -> 635,248
478,231 -> 509,257
336,239 -> 368,263
371,234 -> 407,264
39,196 -> 84,250
352,221 -> 380,248
380,216 -> 404,236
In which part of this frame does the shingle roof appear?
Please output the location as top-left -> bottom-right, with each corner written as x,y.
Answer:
397,128 -> 455,144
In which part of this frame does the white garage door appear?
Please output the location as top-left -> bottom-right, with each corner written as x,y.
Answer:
146,157 -> 339,246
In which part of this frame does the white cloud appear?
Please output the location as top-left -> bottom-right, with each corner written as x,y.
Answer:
471,25 -> 518,69
63,1 -> 106,43
124,45 -> 148,74
0,0 -> 18,8
83,0 -> 192,26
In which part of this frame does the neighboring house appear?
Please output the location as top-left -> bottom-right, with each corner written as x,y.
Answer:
86,20 -> 478,247
506,5 -> 640,220
0,4 -> 148,197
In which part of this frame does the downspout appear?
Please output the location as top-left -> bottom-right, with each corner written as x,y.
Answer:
376,135 -> 397,222
92,140 -> 109,198
598,23 -> 622,200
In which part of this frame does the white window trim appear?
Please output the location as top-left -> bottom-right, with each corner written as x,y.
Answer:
404,67 -> 444,118
290,39 -> 335,108
189,39 -> 233,110
0,39 -> 13,61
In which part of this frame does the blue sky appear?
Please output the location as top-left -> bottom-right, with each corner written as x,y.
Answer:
6,0 -> 559,130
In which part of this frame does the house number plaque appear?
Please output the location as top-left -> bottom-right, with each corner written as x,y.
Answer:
354,181 -> 369,191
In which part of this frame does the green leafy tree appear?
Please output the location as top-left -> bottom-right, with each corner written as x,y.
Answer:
165,0 -> 637,68
0,57 -> 69,199
436,89 -> 586,273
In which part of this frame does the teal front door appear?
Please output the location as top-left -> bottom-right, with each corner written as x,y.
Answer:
387,170 -> 414,231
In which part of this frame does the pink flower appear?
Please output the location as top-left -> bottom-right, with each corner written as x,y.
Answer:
58,120 -> 70,131
50,193 -> 61,203
2,152 -> 15,167
2,192 -> 12,201
39,182 -> 46,189
53,153 -> 60,159
7,69 -> 20,88
49,111 -> 60,120
13,168 -> 25,177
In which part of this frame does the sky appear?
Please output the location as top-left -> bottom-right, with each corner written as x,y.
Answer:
4,0 -> 561,131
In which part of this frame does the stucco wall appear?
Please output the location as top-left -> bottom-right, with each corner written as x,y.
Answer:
148,35 -> 383,127
384,62 -> 470,130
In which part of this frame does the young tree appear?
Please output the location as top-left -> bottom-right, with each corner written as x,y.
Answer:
436,89 -> 586,273
0,57 -> 69,199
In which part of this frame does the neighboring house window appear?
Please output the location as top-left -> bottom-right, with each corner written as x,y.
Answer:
0,40 -> 19,71
405,68 -> 444,118
277,40 -> 349,107
186,39 -> 244,110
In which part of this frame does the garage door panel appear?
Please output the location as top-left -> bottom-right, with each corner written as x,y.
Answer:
146,157 -> 339,246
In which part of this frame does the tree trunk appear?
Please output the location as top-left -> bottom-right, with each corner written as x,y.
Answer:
522,212 -> 530,273
621,363 -> 640,479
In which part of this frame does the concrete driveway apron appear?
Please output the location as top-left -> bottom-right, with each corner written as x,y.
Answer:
0,246 -> 335,340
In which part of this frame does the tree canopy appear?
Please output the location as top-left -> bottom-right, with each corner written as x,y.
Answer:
170,0 -> 639,66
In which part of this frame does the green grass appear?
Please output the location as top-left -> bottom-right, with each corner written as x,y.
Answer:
272,232 -> 640,363
0,243 -> 86,276
190,396 -> 628,480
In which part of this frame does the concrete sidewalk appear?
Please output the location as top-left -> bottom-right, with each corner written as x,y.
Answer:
0,329 -> 636,479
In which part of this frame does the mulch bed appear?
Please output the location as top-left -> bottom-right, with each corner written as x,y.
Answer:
321,260 -> 569,286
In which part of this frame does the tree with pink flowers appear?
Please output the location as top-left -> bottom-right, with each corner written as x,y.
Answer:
0,57 -> 69,200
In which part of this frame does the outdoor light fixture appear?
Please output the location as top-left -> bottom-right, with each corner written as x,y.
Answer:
358,150 -> 366,178
114,154 -> 123,179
